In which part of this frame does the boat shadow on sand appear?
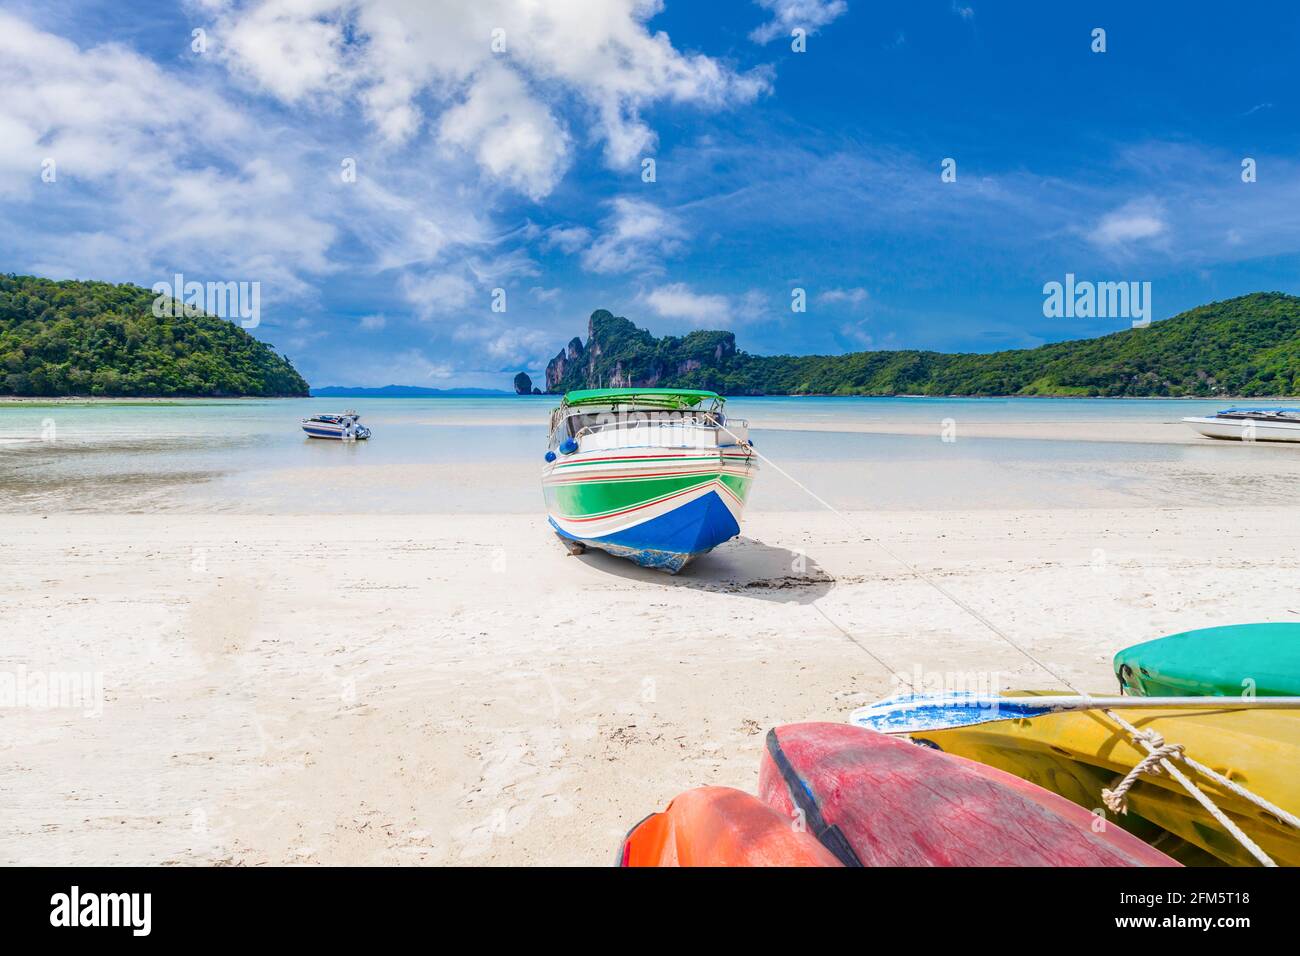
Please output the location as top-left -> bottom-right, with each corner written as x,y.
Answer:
572,536 -> 835,605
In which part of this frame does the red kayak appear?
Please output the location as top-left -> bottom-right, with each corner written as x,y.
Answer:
759,723 -> 1178,866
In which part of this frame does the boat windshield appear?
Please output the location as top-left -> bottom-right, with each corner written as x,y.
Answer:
548,391 -> 726,443
1217,408 -> 1300,419
564,408 -> 722,437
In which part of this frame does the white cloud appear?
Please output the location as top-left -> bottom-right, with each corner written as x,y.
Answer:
346,174 -> 493,274
399,271 -> 478,319
838,322 -> 873,347
642,282 -> 731,325
1088,199 -> 1168,249
951,2 -> 975,21
437,63 -> 571,200
453,321 -> 554,367
818,287 -> 870,310
750,0 -> 848,45
735,289 -> 769,321
359,314 -> 387,330
219,0 -> 355,104
580,198 -> 686,274
542,224 -> 593,254
213,0 -> 771,194
640,283 -> 768,327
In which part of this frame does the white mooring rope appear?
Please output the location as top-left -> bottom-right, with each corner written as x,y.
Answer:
1101,711 -> 1278,867
1101,730 -> 1184,814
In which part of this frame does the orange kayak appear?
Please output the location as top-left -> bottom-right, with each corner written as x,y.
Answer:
619,786 -> 842,867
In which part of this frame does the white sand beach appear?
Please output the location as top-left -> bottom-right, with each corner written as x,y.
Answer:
3,502 -> 1298,865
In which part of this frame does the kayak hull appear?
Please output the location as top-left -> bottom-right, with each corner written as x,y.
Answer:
758,723 -> 1176,867
1116,622 -> 1300,698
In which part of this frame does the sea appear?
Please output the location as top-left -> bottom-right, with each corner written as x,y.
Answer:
2,396 -> 1298,514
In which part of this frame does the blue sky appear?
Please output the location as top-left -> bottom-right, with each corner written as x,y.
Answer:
2,1 -> 1298,388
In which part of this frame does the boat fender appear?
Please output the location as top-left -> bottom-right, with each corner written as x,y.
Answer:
544,451 -> 557,462
559,438 -> 579,455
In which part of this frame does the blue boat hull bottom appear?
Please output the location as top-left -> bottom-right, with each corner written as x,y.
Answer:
550,489 -> 742,573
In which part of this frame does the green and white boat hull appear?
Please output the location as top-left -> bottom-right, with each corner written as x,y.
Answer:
543,445 -> 757,572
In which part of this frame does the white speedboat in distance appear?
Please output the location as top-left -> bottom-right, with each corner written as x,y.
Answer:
1182,408 -> 1300,443
301,410 -> 371,440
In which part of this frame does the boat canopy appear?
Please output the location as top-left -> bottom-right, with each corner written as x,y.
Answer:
561,388 -> 721,410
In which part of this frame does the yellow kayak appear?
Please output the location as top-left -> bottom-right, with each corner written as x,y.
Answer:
913,692 -> 1300,867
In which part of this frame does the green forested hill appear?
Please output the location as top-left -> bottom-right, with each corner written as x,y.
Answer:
543,293 -> 1300,397
0,275 -> 309,397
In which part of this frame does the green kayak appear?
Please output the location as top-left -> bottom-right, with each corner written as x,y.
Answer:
1115,622 -> 1300,697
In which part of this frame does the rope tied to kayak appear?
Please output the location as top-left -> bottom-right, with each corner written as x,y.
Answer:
1101,729 -> 1183,815
1101,709 -> 1282,867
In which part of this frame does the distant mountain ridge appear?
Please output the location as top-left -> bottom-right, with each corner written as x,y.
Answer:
0,275 -> 308,397
542,294 -> 1300,397
311,385 -> 513,397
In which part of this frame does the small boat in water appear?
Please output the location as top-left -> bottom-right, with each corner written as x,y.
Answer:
542,388 -> 757,572
1182,407 -> 1300,442
301,410 -> 371,440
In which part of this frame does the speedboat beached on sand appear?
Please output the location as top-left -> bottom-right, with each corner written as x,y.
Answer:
1182,407 -> 1300,442
542,388 -> 757,573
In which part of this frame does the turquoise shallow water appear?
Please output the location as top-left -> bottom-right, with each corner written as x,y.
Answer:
1,396 -> 1298,513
